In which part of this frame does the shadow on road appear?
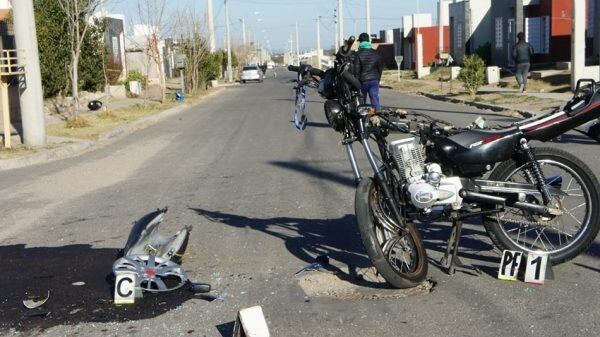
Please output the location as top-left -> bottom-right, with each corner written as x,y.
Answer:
269,160 -> 355,187
191,208 -> 401,286
0,244 -> 197,333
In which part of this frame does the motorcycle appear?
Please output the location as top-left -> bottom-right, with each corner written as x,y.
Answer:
288,38 -> 600,288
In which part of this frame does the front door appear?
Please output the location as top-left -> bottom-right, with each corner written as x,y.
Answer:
507,18 -> 516,67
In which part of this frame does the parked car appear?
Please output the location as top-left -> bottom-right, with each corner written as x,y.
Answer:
240,65 -> 263,83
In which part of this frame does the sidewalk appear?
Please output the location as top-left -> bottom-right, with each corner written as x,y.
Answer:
0,87 -> 225,170
381,70 -> 572,118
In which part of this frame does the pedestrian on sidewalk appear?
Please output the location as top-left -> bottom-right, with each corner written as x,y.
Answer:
354,33 -> 383,110
513,32 -> 534,93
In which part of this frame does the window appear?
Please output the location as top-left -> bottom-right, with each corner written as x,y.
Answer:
456,24 -> 463,48
525,16 -> 550,54
495,18 -> 503,49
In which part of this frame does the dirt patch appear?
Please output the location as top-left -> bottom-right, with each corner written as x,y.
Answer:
298,267 -> 434,300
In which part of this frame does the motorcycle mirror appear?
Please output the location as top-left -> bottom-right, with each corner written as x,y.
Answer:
346,36 -> 356,47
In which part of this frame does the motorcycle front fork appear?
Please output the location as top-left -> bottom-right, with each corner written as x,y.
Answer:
345,137 -> 408,232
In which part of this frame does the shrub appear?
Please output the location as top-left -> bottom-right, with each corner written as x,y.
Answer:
458,55 -> 486,98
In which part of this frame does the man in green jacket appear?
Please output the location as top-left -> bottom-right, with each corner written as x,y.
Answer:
513,32 -> 534,93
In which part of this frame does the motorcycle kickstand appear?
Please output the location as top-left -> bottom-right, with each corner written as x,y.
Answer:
439,219 -> 482,276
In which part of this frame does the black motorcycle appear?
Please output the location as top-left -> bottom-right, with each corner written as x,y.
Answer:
288,40 -> 600,288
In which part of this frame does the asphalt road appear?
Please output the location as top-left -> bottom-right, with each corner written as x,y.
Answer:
0,69 -> 598,336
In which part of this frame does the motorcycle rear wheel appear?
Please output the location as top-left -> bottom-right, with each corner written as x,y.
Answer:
355,178 -> 428,288
484,147 -> 600,264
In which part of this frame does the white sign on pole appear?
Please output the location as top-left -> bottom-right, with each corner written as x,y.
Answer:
114,273 -> 137,304
498,250 -> 523,281
394,56 -> 404,81
524,253 -> 548,284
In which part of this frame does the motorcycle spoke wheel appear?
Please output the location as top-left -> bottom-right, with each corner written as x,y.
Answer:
491,156 -> 596,257
370,185 -> 418,275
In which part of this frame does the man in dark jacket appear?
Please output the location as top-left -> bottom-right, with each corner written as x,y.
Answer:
513,32 -> 534,93
354,33 -> 383,110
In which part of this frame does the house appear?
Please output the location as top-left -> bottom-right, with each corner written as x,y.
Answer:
449,0 -> 493,63
491,0 -> 600,68
400,13 -> 432,69
0,0 -> 14,50
405,25 -> 450,70
125,24 -> 166,85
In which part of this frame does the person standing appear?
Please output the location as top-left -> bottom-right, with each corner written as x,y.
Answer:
513,32 -> 534,93
354,33 -> 383,110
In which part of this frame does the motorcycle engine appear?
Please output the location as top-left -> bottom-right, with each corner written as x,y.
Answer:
389,138 -> 463,210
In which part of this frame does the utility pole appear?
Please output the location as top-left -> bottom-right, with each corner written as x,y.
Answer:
225,0 -> 233,82
295,21 -> 300,65
11,0 -> 46,146
240,18 -> 247,45
207,0 -> 216,52
316,16 -> 322,69
334,8 -> 339,51
338,0 -> 344,46
366,0 -> 371,38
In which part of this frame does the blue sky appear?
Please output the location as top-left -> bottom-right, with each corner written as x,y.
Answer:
111,0 -> 439,52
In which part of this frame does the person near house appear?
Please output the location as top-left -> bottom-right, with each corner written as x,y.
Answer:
354,33 -> 383,110
513,32 -> 534,93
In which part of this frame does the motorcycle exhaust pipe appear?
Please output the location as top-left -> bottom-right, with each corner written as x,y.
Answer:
460,190 -> 555,216
459,190 -> 506,205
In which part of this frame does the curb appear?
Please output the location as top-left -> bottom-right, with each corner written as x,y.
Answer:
0,139 -> 94,171
0,88 -> 226,171
417,92 -> 534,119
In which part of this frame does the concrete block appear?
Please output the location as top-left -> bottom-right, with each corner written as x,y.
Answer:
417,67 -> 433,79
107,85 -> 127,99
450,66 -> 461,80
486,66 -> 500,85
210,80 -> 219,88
233,306 -> 270,337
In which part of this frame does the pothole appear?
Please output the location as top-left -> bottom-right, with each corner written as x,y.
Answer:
298,266 -> 435,300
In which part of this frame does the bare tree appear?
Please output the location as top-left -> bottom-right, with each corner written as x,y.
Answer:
57,0 -> 101,120
173,8 -> 212,95
136,0 -> 169,103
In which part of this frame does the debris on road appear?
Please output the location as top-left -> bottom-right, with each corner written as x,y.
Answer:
294,255 -> 330,276
22,291 -> 50,309
112,208 -> 212,304
71,281 -> 85,286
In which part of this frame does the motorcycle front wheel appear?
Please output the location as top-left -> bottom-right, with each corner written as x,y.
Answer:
355,178 -> 428,288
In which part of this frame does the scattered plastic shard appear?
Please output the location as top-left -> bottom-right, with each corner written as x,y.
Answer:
121,207 -> 191,264
71,281 -> 85,286
27,312 -> 50,318
294,255 -> 330,276
23,291 -> 50,309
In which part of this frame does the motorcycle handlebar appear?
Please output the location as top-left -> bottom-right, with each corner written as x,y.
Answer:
287,65 -> 300,73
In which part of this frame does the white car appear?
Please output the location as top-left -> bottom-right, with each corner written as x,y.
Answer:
240,66 -> 263,83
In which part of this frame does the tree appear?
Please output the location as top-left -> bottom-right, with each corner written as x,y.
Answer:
57,0 -> 101,120
136,0 -> 169,103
